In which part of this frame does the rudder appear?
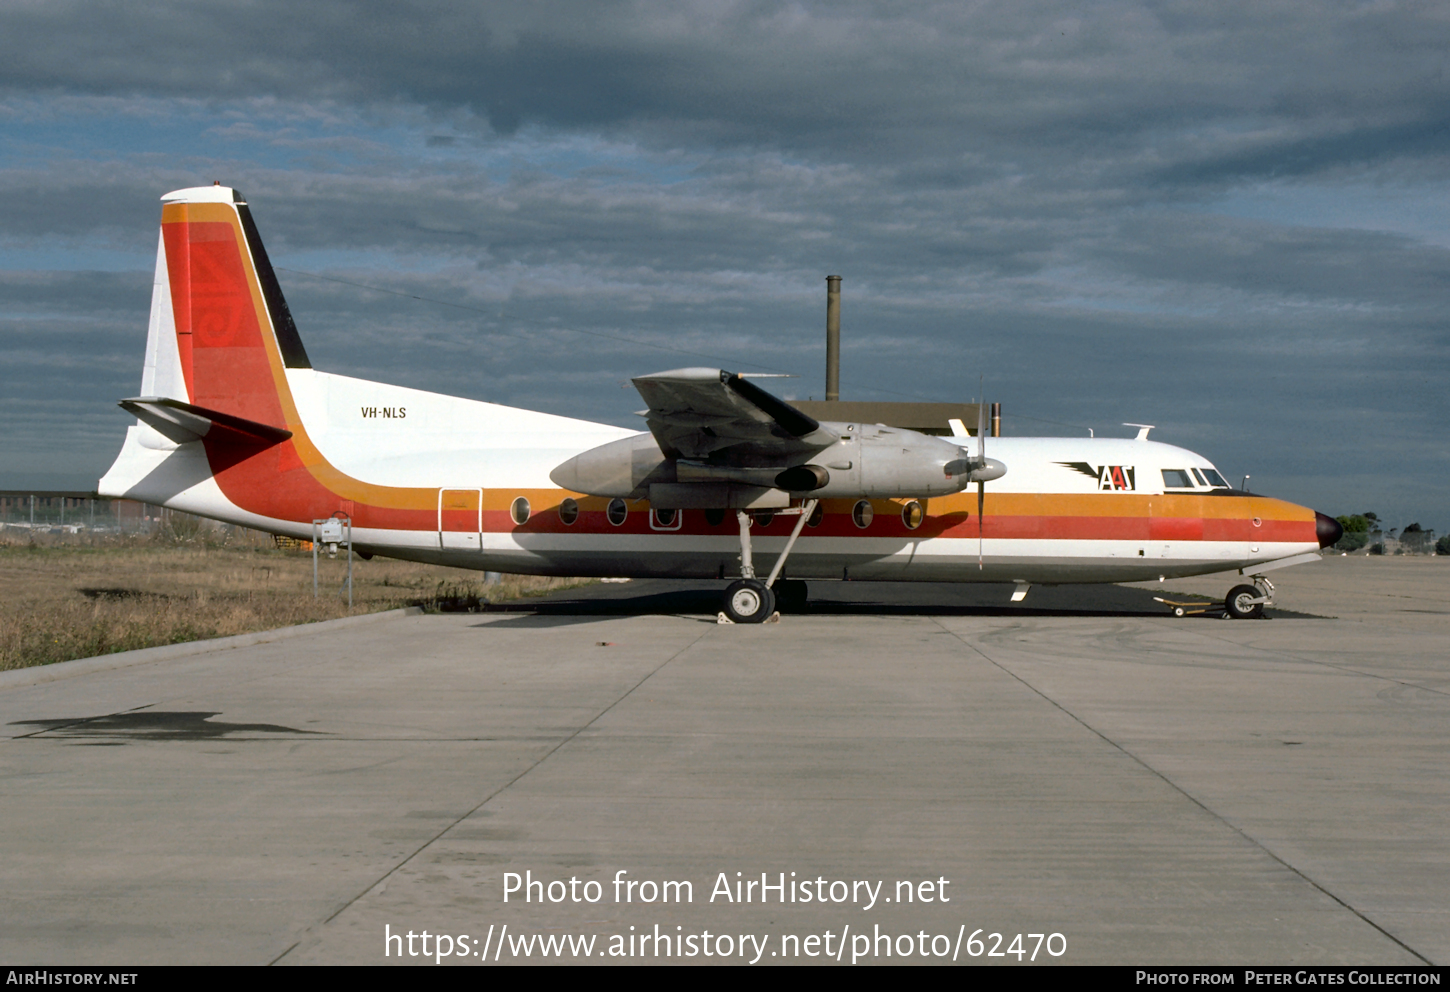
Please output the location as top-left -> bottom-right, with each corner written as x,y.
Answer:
145,184 -> 309,432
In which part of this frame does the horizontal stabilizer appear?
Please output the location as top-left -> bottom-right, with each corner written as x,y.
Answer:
120,397 -> 293,447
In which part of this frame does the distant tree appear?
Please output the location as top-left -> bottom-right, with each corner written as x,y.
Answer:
1400,523 -> 1433,554
1364,512 -> 1379,522
1437,535 -> 1450,556
1334,514 -> 1371,552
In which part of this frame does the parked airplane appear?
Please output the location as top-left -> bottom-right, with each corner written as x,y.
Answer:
99,185 -> 1342,622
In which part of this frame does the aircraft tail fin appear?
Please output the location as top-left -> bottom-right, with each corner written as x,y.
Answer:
138,184 -> 309,429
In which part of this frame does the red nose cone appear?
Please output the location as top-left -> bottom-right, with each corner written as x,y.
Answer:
1315,512 -> 1343,549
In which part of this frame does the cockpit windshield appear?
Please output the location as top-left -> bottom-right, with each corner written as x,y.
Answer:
1164,467 -> 1231,490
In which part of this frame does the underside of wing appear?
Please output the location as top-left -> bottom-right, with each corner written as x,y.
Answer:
632,368 -> 831,460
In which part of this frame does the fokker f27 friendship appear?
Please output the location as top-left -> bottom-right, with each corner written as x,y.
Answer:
99,186 -> 1342,622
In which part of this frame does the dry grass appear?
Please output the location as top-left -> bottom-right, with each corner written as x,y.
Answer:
0,528 -> 586,671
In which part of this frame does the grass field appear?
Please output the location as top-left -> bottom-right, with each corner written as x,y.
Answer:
0,528 -> 586,671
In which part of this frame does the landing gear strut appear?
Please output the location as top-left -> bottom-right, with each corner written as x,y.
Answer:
718,499 -> 817,624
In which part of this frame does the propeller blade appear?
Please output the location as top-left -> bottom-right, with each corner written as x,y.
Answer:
977,479 -> 985,570
977,391 -> 987,569
977,393 -> 986,463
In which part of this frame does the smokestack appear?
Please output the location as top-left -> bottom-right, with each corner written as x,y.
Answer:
990,402 -> 1001,438
825,275 -> 841,401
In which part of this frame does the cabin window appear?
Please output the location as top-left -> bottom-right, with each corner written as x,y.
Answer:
558,498 -> 579,525
651,507 -> 678,529
607,498 -> 628,526
510,497 -> 531,526
852,500 -> 874,529
1200,468 -> 1229,488
705,508 -> 726,527
752,509 -> 775,528
901,500 -> 924,530
806,502 -> 824,528
1161,469 -> 1194,489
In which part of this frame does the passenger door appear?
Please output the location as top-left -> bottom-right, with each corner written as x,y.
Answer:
438,488 -> 482,551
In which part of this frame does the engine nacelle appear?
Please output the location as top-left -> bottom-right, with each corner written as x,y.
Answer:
548,433 -> 669,498
808,423 -> 1001,498
549,423 -> 1006,501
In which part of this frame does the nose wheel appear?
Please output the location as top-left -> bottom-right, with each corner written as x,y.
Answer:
1224,583 -> 1267,620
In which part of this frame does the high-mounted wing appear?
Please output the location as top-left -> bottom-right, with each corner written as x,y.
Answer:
632,368 -> 833,459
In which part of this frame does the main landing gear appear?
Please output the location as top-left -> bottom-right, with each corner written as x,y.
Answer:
718,499 -> 817,624
723,579 -> 774,623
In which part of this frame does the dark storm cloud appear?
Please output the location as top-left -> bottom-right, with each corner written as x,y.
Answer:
1105,214 -> 1450,307
0,270 -> 149,314
6,1 -> 1450,178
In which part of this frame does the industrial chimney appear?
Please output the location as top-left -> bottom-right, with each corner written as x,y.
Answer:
825,275 -> 841,401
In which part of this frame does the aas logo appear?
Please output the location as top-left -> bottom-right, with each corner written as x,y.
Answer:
1057,462 -> 1136,491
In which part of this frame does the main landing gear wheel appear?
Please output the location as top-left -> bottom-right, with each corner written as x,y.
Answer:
724,579 -> 775,624
1224,584 -> 1265,620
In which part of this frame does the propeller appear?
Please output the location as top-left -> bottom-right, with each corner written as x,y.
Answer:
945,392 -> 1007,569
977,401 -> 986,570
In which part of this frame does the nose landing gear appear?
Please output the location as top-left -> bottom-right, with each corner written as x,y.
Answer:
1224,576 -> 1274,620
1157,575 -> 1276,619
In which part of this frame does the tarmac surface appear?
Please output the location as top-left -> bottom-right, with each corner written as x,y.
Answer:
1,555 -> 1446,966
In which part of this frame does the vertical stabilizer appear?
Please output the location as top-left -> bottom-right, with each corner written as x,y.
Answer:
151,185 -> 309,431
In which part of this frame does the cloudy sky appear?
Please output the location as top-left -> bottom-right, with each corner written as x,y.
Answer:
2,1 -> 1446,529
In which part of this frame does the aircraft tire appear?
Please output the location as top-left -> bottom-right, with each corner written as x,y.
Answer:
771,579 -> 808,613
724,579 -> 775,623
1224,584 -> 1265,620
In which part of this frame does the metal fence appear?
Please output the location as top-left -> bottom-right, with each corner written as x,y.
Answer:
0,492 -> 221,538
1336,528 -> 1441,555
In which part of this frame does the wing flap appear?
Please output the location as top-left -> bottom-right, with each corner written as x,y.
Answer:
632,368 -> 829,459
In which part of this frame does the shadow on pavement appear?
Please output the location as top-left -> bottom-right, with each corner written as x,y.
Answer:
9,710 -> 326,742
479,579 -> 1325,622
